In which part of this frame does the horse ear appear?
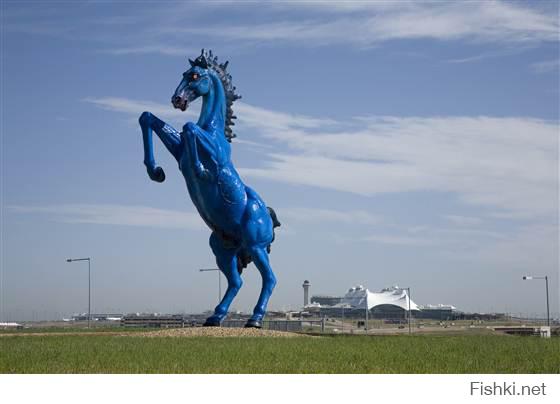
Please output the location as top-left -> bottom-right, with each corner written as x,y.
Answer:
189,59 -> 195,67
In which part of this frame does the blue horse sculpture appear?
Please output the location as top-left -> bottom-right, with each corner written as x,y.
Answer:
139,50 -> 280,328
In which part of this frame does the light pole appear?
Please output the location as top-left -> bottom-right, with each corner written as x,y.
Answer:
199,268 -> 222,304
341,304 -> 345,334
523,275 -> 550,326
66,257 -> 91,328
365,291 -> 368,334
405,287 -> 412,334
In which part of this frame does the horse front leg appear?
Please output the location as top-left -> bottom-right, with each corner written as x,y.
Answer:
139,111 -> 183,182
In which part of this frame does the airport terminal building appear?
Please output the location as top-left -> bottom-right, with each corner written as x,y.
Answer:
309,285 -> 460,320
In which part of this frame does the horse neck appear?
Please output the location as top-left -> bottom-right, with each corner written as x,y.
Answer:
197,72 -> 226,132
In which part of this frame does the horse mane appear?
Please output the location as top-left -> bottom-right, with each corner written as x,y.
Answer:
201,49 -> 242,142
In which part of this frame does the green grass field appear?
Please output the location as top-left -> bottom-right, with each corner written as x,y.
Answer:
1,334 -> 558,373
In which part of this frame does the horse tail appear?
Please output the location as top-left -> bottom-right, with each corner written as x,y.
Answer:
266,206 -> 281,247
268,206 -> 281,228
236,206 -> 280,274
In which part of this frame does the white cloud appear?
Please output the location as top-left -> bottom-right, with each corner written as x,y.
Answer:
83,96 -> 338,132
86,96 -> 559,219
235,103 -> 338,130
7,1 -> 557,57
83,97 -> 199,131
362,222 -> 512,248
363,234 -> 434,246
181,2 -> 558,46
445,46 -> 532,64
281,208 -> 382,226
8,204 -> 205,230
444,215 -> 483,227
83,97 -> 195,121
531,59 -> 560,74
239,114 -> 558,219
100,45 -> 192,56
470,224 -> 558,268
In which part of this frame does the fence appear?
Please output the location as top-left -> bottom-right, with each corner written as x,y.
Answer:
221,319 -> 326,333
121,315 -> 185,328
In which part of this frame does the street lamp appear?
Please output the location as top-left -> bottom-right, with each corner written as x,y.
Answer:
405,287 -> 412,335
199,268 -> 222,304
365,291 -> 368,334
522,275 -> 550,326
66,257 -> 91,328
341,303 -> 344,334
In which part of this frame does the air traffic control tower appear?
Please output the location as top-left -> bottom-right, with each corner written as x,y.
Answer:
303,280 -> 311,307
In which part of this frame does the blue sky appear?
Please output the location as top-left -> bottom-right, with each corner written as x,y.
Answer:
1,1 -> 558,320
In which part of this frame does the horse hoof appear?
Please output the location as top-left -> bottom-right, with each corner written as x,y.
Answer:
147,166 -> 166,183
203,318 -> 221,327
153,167 -> 166,183
244,319 -> 262,329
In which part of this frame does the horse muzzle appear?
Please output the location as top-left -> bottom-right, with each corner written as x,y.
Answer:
172,95 -> 188,111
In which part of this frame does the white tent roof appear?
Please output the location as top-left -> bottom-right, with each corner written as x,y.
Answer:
340,285 -> 419,311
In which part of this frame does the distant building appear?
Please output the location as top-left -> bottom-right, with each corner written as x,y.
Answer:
309,285 -> 460,320
302,280 -> 311,307
310,285 -> 419,319
311,295 -> 343,306
341,285 -> 419,311
0,322 -> 23,329
416,304 -> 459,320
68,313 -> 123,322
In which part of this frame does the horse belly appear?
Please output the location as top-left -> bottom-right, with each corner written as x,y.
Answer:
181,164 -> 246,234
205,191 -> 247,236
205,167 -> 247,229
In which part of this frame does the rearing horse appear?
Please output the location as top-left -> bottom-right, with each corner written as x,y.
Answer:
139,49 -> 280,328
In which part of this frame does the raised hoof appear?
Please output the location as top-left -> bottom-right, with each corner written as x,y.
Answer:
244,319 -> 262,329
151,166 -> 166,183
203,318 -> 221,327
147,166 -> 166,183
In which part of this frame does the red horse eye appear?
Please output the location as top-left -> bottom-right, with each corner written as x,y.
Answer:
192,74 -> 199,80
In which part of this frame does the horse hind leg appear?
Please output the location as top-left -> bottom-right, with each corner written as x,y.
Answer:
240,192 -> 277,328
244,245 -> 276,328
203,232 -> 243,327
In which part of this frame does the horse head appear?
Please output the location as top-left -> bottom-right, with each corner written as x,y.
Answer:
171,51 -> 212,111
172,49 -> 242,142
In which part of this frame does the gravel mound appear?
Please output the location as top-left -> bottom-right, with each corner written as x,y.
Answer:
130,327 -> 307,338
